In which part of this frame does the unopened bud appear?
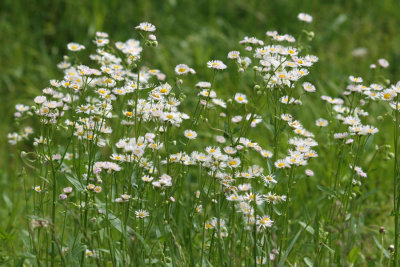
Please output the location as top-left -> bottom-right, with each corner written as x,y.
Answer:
379,226 -> 385,234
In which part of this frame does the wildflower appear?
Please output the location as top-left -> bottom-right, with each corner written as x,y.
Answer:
275,159 -> 290,168
238,183 -> 251,191
315,118 -> 328,127
63,187 -> 73,194
260,150 -> 273,158
302,82 -> 316,92
59,194 -> 67,200
378,58 -> 389,68
67,42 -> 85,51
216,135 -> 226,143
263,174 -> 277,184
195,205 -> 203,213
142,175 -> 154,182
94,186 -> 102,193
297,13 -> 313,23
212,98 -> 227,108
135,22 -> 156,32
195,81 -> 211,88
34,186 -> 41,193
34,96 -> 47,104
207,60 -> 227,70
227,51 -> 240,59
184,129 -> 197,139
121,194 -> 131,201
232,115 -> 243,123
305,169 -> 314,176
353,166 -> 367,178
205,222 -> 214,230
234,93 -> 248,104
85,249 -> 96,257
135,209 -> 149,218
94,38 -> 109,47
256,215 -> 274,230
228,158 -> 241,168
87,184 -> 95,190
175,64 -> 190,75
349,76 -> 363,83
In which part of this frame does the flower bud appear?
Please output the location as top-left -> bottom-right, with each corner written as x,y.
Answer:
379,226 -> 385,234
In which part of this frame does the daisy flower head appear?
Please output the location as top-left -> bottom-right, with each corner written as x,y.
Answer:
67,42 -> 85,51
228,158 -> 241,168
263,174 -> 277,184
235,93 -> 248,104
175,64 -> 190,75
63,187 -> 73,194
298,13 -> 313,23
302,82 -> 316,92
227,51 -> 240,59
142,175 -> 154,182
256,215 -> 274,230
34,186 -> 41,193
349,75 -> 363,83
274,159 -> 290,169
94,186 -> 102,193
378,58 -> 389,68
135,22 -> 156,32
135,209 -> 150,218
184,129 -> 197,139
207,60 -> 227,70
216,135 -> 226,143
305,169 -> 314,177
260,150 -> 273,158
315,118 -> 328,127
196,81 -> 211,89
94,38 -> 109,47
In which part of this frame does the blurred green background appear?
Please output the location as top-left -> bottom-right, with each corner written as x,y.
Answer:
0,0 -> 399,259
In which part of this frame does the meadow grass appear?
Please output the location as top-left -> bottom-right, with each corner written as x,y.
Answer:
1,0 -> 400,266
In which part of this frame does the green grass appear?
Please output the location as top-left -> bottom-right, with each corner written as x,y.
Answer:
1,0 -> 400,265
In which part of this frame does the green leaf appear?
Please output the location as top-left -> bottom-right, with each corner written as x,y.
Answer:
298,221 -> 315,235
347,246 -> 360,263
107,212 -> 151,255
65,174 -> 84,192
304,257 -> 313,267
278,226 -> 305,267
373,236 -> 390,258
316,185 -> 337,198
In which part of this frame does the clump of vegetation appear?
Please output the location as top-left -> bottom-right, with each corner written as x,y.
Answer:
4,11 -> 400,266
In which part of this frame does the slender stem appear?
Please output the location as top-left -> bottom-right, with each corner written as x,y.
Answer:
394,95 -> 399,266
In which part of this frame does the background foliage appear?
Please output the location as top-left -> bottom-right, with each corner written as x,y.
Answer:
1,0 -> 400,264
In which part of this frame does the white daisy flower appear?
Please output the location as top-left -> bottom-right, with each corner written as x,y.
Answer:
67,42 -> 85,51
184,129 -> 197,139
207,60 -> 227,70
135,22 -> 156,32
297,13 -> 313,23
135,209 -> 150,218
175,64 -> 190,75
234,93 -> 248,104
